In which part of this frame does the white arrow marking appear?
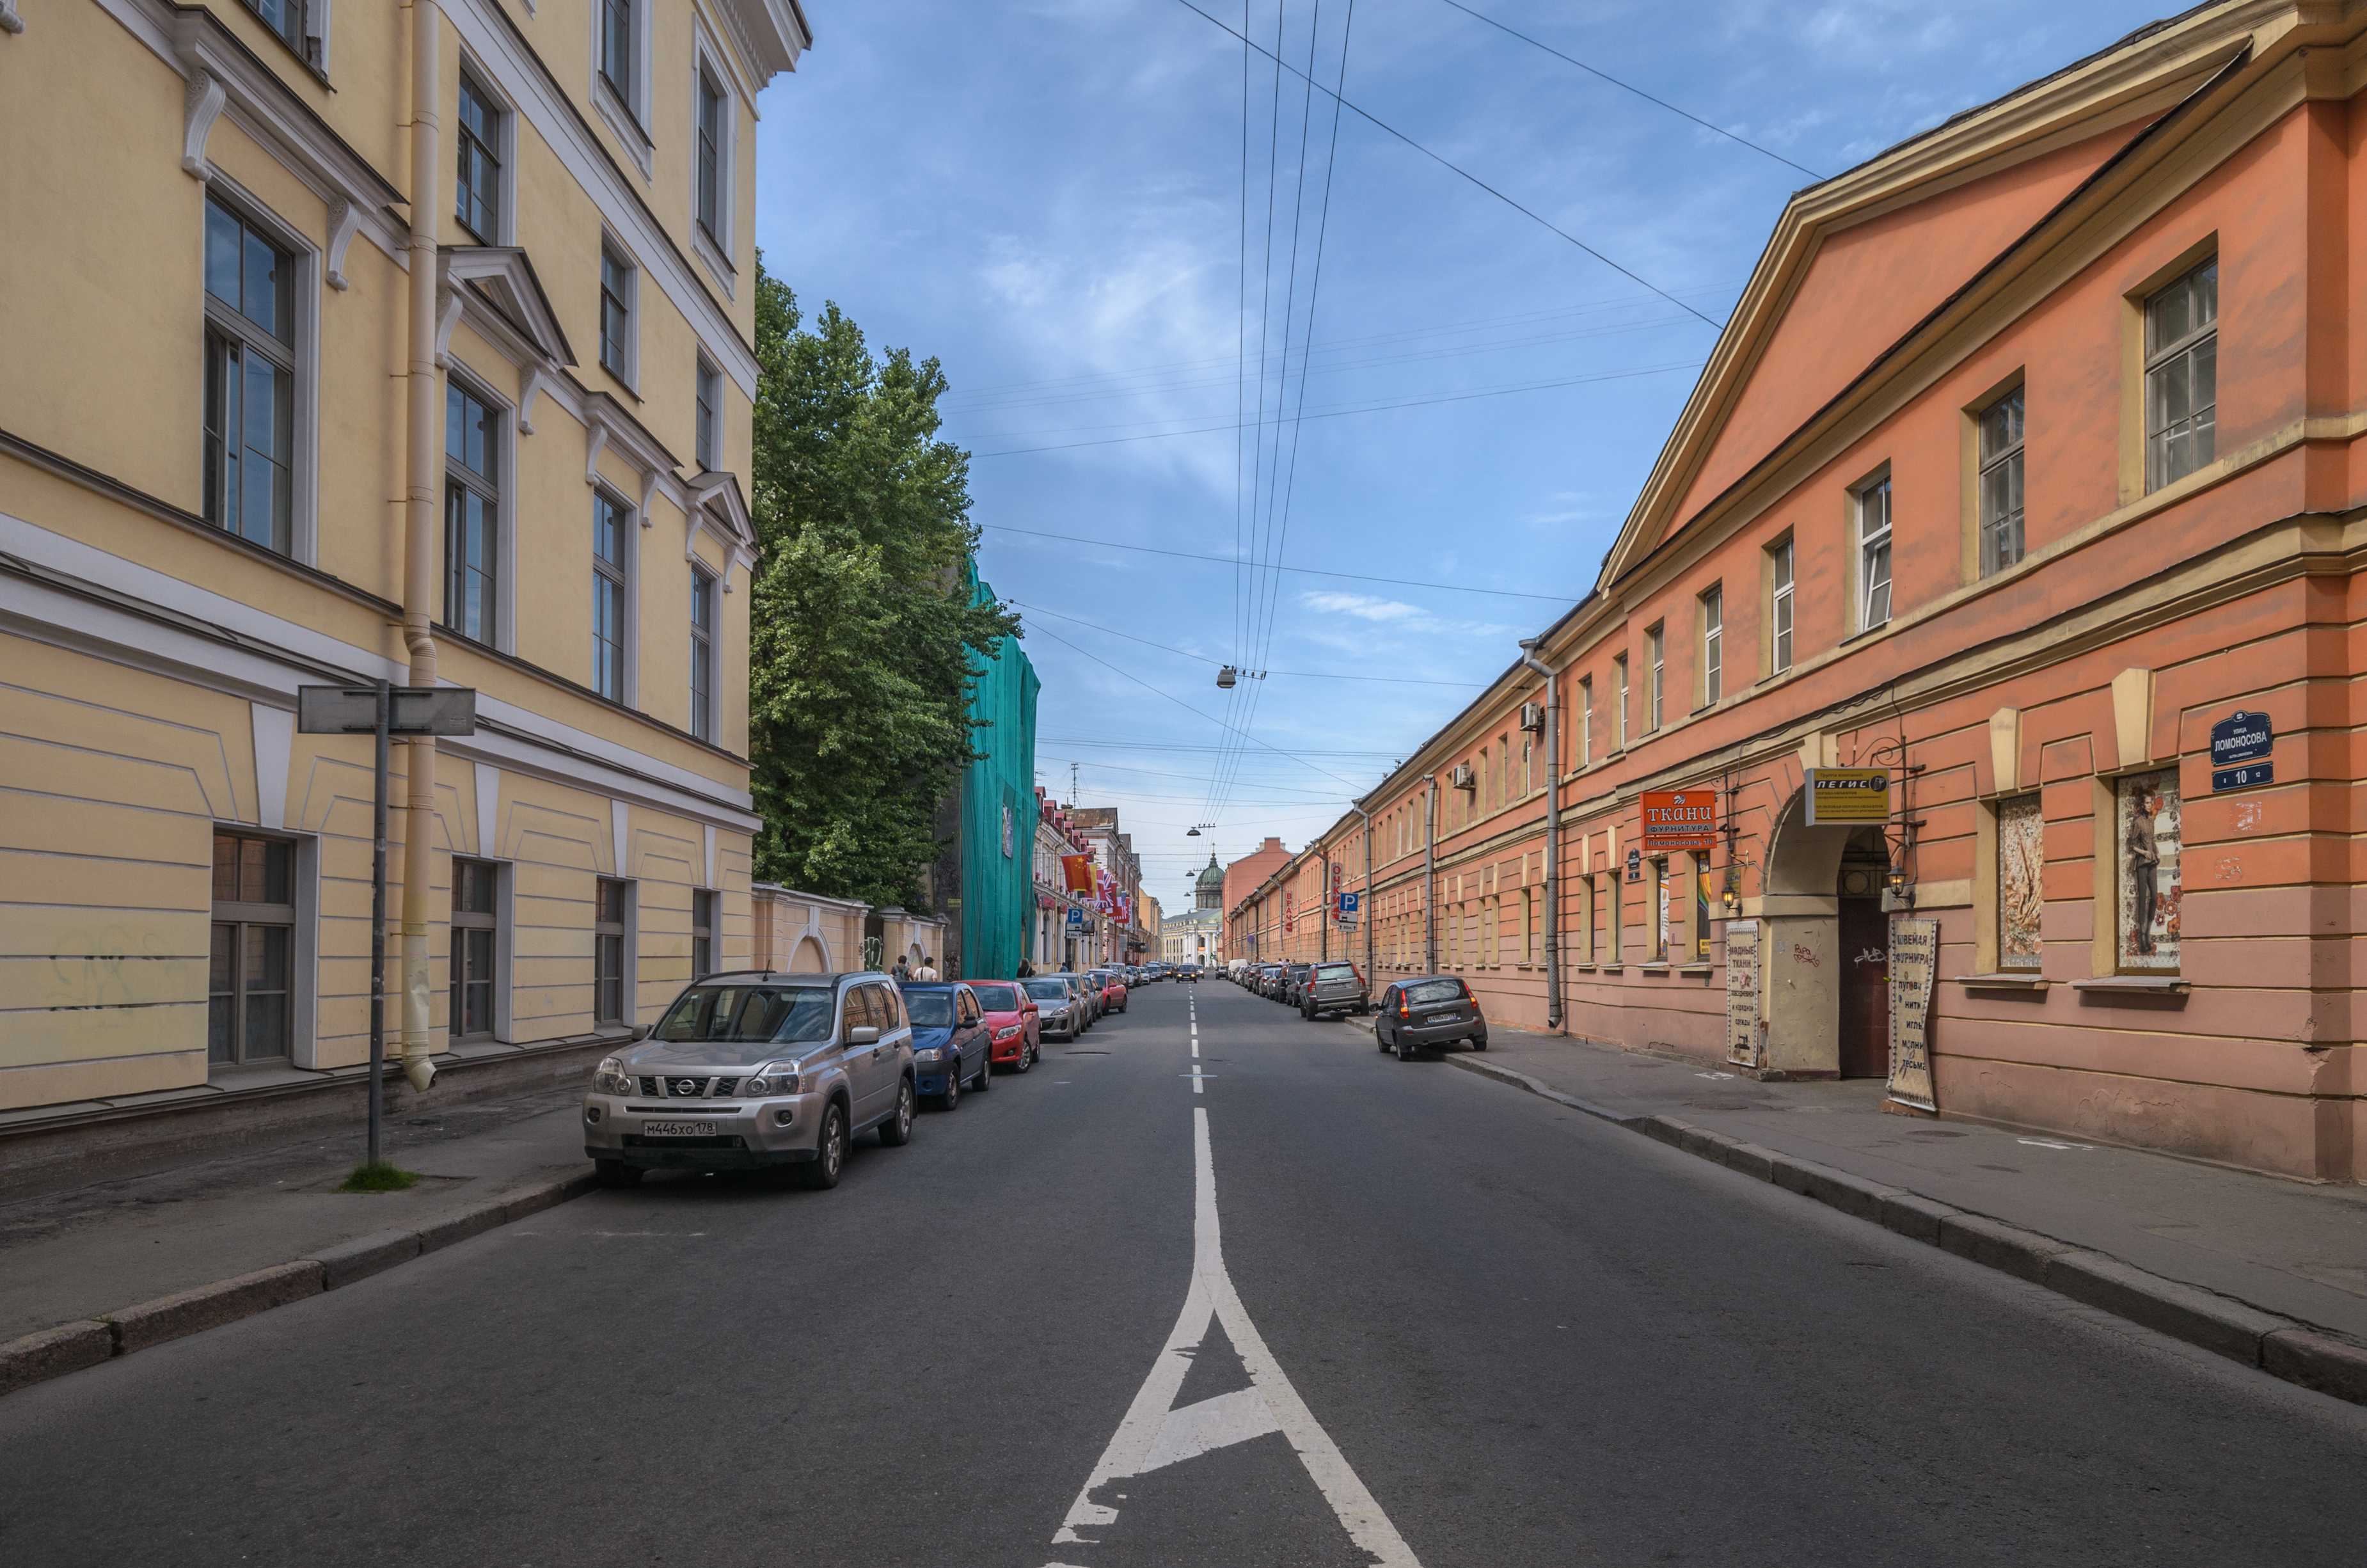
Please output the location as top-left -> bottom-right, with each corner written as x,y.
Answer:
1048,1108 -> 1421,1565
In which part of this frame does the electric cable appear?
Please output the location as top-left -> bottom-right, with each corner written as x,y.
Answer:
1009,598 -> 1481,685
981,523 -> 1576,600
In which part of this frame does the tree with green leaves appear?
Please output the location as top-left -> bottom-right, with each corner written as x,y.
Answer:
747,260 -> 1019,911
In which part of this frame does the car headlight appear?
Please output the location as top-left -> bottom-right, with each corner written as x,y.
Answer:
743,1064 -> 800,1096
993,1025 -> 1022,1041
592,1056 -> 635,1095
912,1047 -> 945,1063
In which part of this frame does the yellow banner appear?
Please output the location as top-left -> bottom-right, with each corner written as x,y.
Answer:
1805,768 -> 1890,825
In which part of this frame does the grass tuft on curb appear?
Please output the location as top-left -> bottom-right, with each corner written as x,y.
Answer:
338,1162 -> 421,1193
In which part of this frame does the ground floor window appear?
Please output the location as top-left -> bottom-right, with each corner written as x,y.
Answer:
692,888 -> 715,979
451,857 -> 499,1041
1998,794 -> 2044,971
596,878 -> 631,1022
210,830 -> 292,1063
2115,773 -> 2181,972
1650,859 -> 1669,962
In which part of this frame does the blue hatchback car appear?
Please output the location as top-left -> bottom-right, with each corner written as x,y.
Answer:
899,982 -> 993,1109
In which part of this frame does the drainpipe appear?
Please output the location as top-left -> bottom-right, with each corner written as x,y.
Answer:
1518,638 -> 1563,1031
399,0 -> 443,1091
1421,773 -> 1437,972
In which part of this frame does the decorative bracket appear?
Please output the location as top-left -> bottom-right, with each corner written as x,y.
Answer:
639,466 -> 661,527
583,420 -> 611,486
182,68 -> 226,180
517,366 -> 546,434
324,198 -> 363,291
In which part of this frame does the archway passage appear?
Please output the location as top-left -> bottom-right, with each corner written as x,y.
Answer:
1757,790 -> 1893,1079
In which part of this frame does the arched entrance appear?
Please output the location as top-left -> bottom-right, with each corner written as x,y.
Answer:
1758,789 -> 1894,1079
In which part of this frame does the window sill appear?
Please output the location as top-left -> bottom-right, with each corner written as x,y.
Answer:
2072,976 -> 2188,994
594,75 -> 654,178
1679,965 -> 1713,978
693,223 -> 737,299
1637,963 -> 1672,975
1595,965 -> 1622,975
1952,972 -> 2047,990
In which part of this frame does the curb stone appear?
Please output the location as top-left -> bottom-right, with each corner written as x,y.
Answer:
1440,1047 -> 2367,1406
0,1173 -> 598,1401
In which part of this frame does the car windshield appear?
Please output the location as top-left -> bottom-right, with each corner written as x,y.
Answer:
1025,979 -> 1071,1001
1315,965 -> 1356,980
905,993 -> 956,1029
1404,979 -> 1467,1004
970,983 -> 1020,1011
653,984 -> 835,1044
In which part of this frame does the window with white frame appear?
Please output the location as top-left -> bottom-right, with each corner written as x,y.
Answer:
1699,587 -> 1722,706
1578,676 -> 1593,765
1981,387 -> 2026,575
696,70 -> 727,246
210,830 -> 294,1064
690,565 -> 717,742
695,359 -> 722,471
599,0 -> 638,119
1615,656 -> 1629,748
593,491 -> 630,702
203,198 -> 296,555
2146,260 -> 2217,491
450,858 -> 500,1043
595,878 -> 632,1023
455,73 -> 503,244
443,381 -> 500,643
1645,624 -> 1664,731
600,246 -> 635,383
1856,475 -> 1893,630
1769,537 -> 1794,674
241,0 -> 319,70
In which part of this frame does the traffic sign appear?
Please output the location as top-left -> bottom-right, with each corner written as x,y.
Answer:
297,685 -> 477,736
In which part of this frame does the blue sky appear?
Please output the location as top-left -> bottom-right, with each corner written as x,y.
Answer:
752,0 -> 2181,905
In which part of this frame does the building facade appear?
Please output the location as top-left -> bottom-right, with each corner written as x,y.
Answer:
1030,786 -> 1091,970
1235,3 -> 2367,1181
0,0 -> 805,1143
1069,806 -> 1146,966
925,560 -> 1038,980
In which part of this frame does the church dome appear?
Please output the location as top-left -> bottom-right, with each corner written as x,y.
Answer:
1196,852 -> 1226,889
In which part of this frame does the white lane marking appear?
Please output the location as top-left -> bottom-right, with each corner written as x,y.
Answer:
1049,1109 -> 1421,1565
1191,1040 -> 1199,1057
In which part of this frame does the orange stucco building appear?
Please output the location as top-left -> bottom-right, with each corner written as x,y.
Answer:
1234,3 -> 2367,1180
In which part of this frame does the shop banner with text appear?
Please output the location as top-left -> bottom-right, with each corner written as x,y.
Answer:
1641,789 -> 1718,853
1886,916 -> 1938,1111
1725,919 -> 1763,1069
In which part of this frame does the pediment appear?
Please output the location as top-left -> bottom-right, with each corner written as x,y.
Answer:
436,246 -> 576,371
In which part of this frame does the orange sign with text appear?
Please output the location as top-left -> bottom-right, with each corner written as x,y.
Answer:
1640,789 -> 1719,853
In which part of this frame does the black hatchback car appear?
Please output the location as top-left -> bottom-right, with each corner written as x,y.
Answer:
1373,976 -> 1487,1059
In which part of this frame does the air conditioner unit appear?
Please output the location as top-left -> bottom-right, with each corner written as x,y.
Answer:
1519,702 -> 1546,733
1450,763 -> 1475,790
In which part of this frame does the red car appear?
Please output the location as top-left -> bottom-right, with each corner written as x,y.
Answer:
1089,969 -> 1128,1015
962,979 -> 1041,1071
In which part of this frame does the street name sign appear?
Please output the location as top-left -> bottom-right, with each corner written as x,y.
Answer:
1805,768 -> 1890,825
1624,846 -> 1642,883
2210,710 -> 2273,793
297,685 -> 478,736
1640,789 -> 1718,853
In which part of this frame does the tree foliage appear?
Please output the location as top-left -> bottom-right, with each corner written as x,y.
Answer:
747,260 -> 1018,911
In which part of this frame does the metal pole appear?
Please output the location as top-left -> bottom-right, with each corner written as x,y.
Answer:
368,678 -> 389,1168
1422,774 -> 1437,972
1345,803 -> 1373,983
1519,640 -> 1563,1030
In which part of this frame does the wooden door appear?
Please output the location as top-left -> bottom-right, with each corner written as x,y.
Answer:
1837,899 -> 1890,1079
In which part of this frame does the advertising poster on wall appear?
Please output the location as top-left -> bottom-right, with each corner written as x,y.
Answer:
2116,772 -> 2182,972
1887,916 -> 1938,1111
1998,794 -> 2045,971
1725,919 -> 1763,1068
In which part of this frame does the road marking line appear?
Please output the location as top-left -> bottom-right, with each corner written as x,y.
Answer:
1048,1109 -> 1421,1565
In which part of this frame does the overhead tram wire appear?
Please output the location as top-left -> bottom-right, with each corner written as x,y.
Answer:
1009,599 -> 1483,686
1170,0 -> 1724,329
980,523 -> 1574,601
967,360 -> 1701,457
1025,622 -> 1365,791
1433,0 -> 1825,180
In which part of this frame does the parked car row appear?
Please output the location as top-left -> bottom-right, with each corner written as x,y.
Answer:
580,963 -> 1146,1191
1222,958 -> 1487,1057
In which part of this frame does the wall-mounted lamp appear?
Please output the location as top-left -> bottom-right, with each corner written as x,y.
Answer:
1720,871 -> 1742,917
1887,862 -> 1913,907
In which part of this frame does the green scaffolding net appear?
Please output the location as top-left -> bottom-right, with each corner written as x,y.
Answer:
957,564 -> 1039,979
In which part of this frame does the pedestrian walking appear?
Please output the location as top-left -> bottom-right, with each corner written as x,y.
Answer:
892,955 -> 911,984
914,955 -> 940,981
1017,959 -> 1035,978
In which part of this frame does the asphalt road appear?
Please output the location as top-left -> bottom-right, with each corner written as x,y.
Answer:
6,979 -> 2367,1566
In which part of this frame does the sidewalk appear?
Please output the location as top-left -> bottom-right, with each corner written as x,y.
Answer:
1344,1010 -> 2367,1398
0,1086 -> 594,1386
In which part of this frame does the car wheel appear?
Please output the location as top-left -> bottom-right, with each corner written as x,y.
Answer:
1376,1024 -> 1391,1053
1018,1043 -> 1036,1073
1301,1001 -> 1316,1020
798,1102 -> 848,1190
1395,1037 -> 1418,1061
937,1065 -> 960,1112
878,1077 -> 916,1146
973,1050 -> 993,1091
1472,1034 -> 1489,1052
594,1159 -> 642,1189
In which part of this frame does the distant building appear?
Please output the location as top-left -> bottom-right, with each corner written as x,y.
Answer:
926,562 -> 1038,979
1221,837 -> 1293,960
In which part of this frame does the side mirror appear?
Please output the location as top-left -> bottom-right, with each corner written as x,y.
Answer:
846,1026 -> 880,1045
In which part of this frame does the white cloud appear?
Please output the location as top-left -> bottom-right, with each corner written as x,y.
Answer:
1299,590 -> 1427,623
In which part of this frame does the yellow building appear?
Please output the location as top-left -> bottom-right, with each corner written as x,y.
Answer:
0,0 -> 809,1154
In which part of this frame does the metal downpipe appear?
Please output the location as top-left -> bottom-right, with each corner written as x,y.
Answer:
1519,640 -> 1563,1031
400,0 -> 443,1091
1421,775 -> 1437,973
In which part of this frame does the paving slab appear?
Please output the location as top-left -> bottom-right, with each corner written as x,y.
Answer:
0,1086 -> 589,1343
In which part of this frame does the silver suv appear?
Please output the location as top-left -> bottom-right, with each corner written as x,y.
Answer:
582,970 -> 917,1191
1299,961 -> 1367,1020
